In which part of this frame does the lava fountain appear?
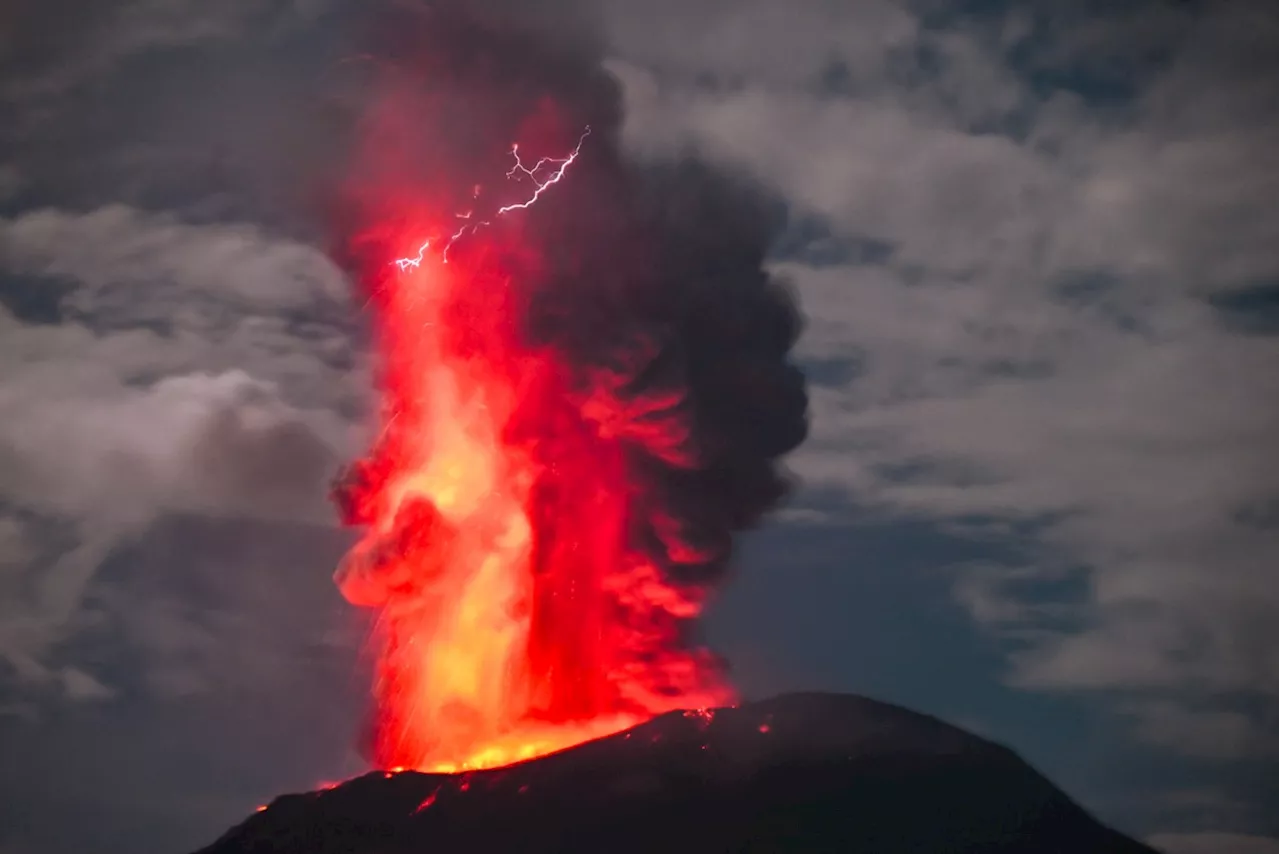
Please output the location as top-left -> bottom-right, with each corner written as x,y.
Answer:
328,1 -> 808,775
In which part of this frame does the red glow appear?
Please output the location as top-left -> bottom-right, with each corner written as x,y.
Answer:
335,129 -> 733,774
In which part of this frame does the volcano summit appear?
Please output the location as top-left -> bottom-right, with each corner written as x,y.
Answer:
196,692 -> 1155,854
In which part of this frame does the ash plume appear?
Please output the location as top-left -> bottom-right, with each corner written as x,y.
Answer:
328,0 -> 809,769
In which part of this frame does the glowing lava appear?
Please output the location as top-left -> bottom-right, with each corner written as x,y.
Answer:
332,131 -> 732,773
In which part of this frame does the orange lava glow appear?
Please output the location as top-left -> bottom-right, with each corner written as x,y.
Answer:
333,189 -> 733,773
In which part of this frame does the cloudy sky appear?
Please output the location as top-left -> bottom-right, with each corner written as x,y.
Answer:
0,1 -> 1274,853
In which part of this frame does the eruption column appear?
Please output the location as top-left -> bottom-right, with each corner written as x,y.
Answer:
333,133 -> 730,772
329,2 -> 807,776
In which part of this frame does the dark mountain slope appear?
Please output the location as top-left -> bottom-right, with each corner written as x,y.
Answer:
196,692 -> 1157,853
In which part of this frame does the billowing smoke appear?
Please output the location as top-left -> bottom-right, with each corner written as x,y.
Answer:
328,0 -> 808,772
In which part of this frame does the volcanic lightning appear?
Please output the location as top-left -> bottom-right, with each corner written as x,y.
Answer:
330,1 -> 807,778
393,240 -> 433,272
496,126 -> 590,213
391,126 -> 591,271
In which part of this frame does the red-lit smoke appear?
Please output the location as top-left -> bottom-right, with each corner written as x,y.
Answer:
329,1 -> 807,773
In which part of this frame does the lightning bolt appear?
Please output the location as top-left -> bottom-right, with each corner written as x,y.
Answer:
497,126 -> 591,214
393,240 -> 433,272
392,126 -> 590,269
440,211 -> 489,264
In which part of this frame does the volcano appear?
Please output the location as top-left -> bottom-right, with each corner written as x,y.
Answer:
194,692 -> 1154,853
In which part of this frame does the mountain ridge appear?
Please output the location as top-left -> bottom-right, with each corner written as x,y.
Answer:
196,691 -> 1159,853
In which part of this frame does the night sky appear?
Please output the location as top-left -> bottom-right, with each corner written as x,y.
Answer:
0,2 -> 1275,853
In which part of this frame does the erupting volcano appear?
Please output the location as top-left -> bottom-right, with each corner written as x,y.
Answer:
327,2 -> 808,774
195,8 -> 1164,852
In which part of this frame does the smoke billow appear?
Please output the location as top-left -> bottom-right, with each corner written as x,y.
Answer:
328,0 -> 808,770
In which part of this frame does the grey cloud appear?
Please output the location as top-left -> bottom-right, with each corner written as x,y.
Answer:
1120,701 -> 1277,762
615,78 -> 1057,277
0,166 -> 20,204
602,0 -> 919,89
0,0 -> 367,740
87,515 -> 361,700
0,516 -> 367,854
0,204 -> 368,696
0,0 -> 329,102
610,0 -> 1274,298
0,365 -> 351,691
59,666 -> 115,701
604,0 -> 1276,771
789,264 -> 1275,708
0,516 -> 35,566
0,0 -> 358,235
0,206 -> 350,319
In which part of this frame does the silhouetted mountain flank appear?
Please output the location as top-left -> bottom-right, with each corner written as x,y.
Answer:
197,692 -> 1156,853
